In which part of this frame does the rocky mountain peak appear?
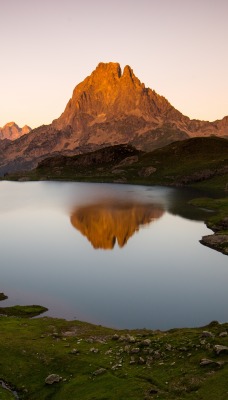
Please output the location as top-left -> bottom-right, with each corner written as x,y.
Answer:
0,122 -> 31,140
0,62 -> 227,176
93,62 -> 122,78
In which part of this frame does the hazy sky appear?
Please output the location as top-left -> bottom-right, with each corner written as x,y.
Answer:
1,0 -> 227,128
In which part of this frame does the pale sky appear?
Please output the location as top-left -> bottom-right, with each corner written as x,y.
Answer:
1,0 -> 227,129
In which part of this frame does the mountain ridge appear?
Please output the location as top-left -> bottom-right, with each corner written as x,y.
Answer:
0,62 -> 227,175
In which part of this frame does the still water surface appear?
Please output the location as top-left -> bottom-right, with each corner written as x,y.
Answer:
0,181 -> 227,330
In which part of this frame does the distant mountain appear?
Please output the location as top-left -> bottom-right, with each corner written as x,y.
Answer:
0,62 -> 227,175
0,122 -> 31,140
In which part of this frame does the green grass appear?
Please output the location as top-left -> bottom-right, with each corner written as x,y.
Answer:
0,305 -> 48,318
189,197 -> 228,230
0,315 -> 227,399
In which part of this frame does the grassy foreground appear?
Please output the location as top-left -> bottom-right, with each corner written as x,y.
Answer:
0,311 -> 228,400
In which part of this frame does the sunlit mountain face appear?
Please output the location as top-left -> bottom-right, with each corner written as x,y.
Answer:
70,200 -> 164,250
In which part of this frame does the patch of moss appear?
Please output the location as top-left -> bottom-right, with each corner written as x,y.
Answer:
0,305 -> 48,318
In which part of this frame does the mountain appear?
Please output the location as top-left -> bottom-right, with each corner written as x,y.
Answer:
0,122 -> 31,140
0,62 -> 227,175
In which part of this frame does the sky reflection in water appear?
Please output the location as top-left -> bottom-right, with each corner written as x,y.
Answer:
0,181 -> 227,330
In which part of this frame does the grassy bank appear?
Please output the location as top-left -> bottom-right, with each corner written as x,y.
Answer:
0,311 -> 227,400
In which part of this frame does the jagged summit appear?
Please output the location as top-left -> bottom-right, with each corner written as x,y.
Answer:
0,122 -> 31,140
54,62 -> 176,132
0,62 -> 227,175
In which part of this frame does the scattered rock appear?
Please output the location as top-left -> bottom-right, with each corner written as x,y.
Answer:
202,331 -> 214,338
142,339 -> 151,346
138,357 -> 145,365
138,166 -> 157,177
129,356 -> 136,365
219,331 -> 227,337
70,348 -> 79,354
127,335 -> 136,343
119,335 -> 127,342
130,348 -> 140,354
111,168 -> 125,175
154,350 -> 161,359
45,374 -> 62,385
116,155 -> 139,167
90,347 -> 99,353
105,349 -> 113,355
214,345 -> 228,355
112,334 -> 119,341
93,368 -> 106,376
111,363 -> 122,370
62,330 -> 77,337
200,358 -> 224,368
165,344 -> 172,351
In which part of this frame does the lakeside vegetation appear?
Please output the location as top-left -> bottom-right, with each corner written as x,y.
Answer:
0,293 -> 228,400
4,137 -> 228,190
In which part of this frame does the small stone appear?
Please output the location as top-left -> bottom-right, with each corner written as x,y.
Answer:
165,344 -> 172,351
90,347 -> 99,353
45,374 -> 62,385
142,339 -> 151,346
214,345 -> 228,355
127,335 -> 136,343
119,335 -> 127,342
154,350 -> 161,359
219,331 -> 227,337
202,331 -> 214,338
138,357 -> 145,365
111,363 -> 122,370
70,348 -> 79,354
93,368 -> 106,376
124,345 -> 130,353
200,358 -> 224,367
130,347 -> 140,354
112,334 -> 119,341
105,349 -> 112,355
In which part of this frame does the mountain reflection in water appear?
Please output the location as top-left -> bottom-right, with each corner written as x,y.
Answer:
70,201 -> 164,249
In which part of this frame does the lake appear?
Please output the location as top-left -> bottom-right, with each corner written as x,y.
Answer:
0,181 -> 227,330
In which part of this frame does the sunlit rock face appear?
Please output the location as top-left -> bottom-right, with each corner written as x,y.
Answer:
0,122 -> 31,140
1,62 -> 227,175
70,201 -> 164,249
